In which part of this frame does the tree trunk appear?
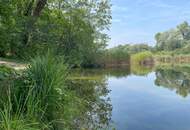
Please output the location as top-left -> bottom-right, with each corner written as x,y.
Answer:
32,0 -> 47,17
23,0 -> 47,46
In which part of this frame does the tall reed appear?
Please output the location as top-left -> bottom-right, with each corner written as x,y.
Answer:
0,52 -> 68,129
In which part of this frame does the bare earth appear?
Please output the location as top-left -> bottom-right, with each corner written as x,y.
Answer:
0,60 -> 27,70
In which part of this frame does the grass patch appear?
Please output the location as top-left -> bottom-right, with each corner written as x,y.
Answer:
0,52 -> 68,129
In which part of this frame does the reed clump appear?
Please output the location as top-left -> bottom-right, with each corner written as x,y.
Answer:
0,52 -> 68,130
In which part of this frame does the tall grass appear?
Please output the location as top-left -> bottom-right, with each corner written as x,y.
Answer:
0,66 -> 41,130
0,52 -> 68,129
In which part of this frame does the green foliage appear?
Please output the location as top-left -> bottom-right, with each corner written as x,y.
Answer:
103,45 -> 130,66
131,51 -> 153,65
127,44 -> 153,54
99,44 -> 153,67
177,21 -> 190,40
0,0 -> 111,67
0,103 -> 41,130
0,52 -> 68,129
131,64 -> 153,76
155,21 -> 190,51
173,43 -> 190,54
24,52 -> 68,126
155,66 -> 190,97
107,45 -> 130,60
0,52 -> 112,129
0,66 -> 15,80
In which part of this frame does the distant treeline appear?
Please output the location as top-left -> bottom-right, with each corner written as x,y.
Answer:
155,21 -> 190,52
103,21 -> 190,66
100,43 -> 153,67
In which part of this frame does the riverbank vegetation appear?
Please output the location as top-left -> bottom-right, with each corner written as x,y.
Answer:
105,21 -> 190,66
0,52 -> 112,129
0,53 -> 67,129
0,0 -> 113,129
131,51 -> 153,65
1,0 -> 190,129
0,0 -> 111,68
2,0 -> 190,68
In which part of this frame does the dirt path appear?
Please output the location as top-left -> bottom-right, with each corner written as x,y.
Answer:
0,59 -> 27,70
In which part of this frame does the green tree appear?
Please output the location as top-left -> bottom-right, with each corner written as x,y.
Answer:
0,0 -> 112,67
177,21 -> 190,40
155,21 -> 190,51
155,29 -> 183,51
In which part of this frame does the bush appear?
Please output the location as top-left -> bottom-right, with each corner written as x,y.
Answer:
0,66 -> 15,80
131,51 -> 153,65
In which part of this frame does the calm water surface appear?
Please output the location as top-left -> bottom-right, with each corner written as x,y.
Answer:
73,66 -> 190,130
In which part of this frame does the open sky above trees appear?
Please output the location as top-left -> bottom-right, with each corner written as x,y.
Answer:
109,0 -> 190,48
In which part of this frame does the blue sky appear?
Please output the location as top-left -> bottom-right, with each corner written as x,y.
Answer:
108,0 -> 190,47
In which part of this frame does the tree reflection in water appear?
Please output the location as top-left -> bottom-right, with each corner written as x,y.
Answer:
63,78 -> 113,130
0,66 -> 113,130
2,65 -> 190,129
155,66 -> 190,97
66,65 -> 190,129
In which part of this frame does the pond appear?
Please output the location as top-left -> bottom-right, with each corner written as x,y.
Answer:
1,65 -> 190,130
71,65 -> 190,130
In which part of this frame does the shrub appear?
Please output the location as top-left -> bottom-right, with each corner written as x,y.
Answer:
0,65 -> 15,80
131,51 -> 153,65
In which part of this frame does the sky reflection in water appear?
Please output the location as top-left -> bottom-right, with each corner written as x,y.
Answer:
107,67 -> 190,130
71,66 -> 190,130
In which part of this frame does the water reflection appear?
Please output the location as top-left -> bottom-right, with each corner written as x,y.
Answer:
0,67 -> 113,130
70,68 -> 131,78
71,65 -> 190,130
106,65 -> 190,130
130,64 -> 153,76
71,65 -> 190,99
155,66 -> 190,97
1,65 -> 190,130
71,64 -> 153,79
65,78 -> 112,129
